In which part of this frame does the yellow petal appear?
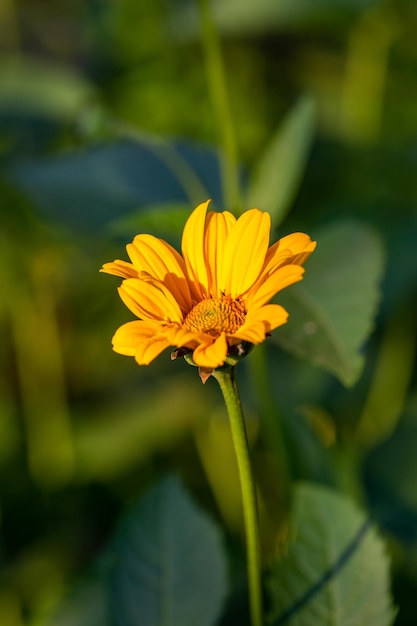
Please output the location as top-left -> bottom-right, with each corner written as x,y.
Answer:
264,233 -> 316,274
165,326 -> 199,349
192,333 -> 228,368
246,265 -> 305,309
181,200 -> 211,300
246,303 -> 288,332
231,323 -> 266,344
127,234 -> 192,312
220,209 -> 271,297
134,336 -> 172,365
118,278 -> 183,323
229,305 -> 288,345
276,232 -> 317,256
260,249 -> 294,275
100,260 -> 138,279
204,210 -> 236,297
112,320 -> 173,364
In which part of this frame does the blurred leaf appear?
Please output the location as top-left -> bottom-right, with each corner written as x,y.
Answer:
8,137 -> 222,231
268,482 -> 395,626
281,410 -> 333,484
355,302 -> 416,447
363,395 -> 417,543
108,475 -> 227,626
273,221 -> 385,386
108,202 -> 192,239
47,578 -> 110,626
0,57 -> 95,120
247,97 -> 316,227
194,415 -> 245,535
382,216 -> 417,311
175,0 -> 382,37
74,379 -> 207,482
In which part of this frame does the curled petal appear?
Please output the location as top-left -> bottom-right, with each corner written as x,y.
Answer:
192,333 -> 228,368
165,326 -> 200,349
118,278 -> 183,323
134,336 -> 172,365
127,234 -> 192,313
100,260 -> 138,279
263,233 -> 316,274
112,320 -> 170,365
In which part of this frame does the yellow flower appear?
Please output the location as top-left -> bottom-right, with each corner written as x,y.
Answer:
101,200 -> 316,369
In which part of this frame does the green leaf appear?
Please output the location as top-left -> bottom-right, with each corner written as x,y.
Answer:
268,482 -> 395,626
107,202 -> 191,240
273,220 -> 385,386
247,97 -> 316,227
0,56 -> 95,119
108,475 -> 227,626
9,138 -> 218,231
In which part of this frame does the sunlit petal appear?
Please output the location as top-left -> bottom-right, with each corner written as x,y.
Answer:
246,303 -> 288,333
263,233 -> 317,274
181,200 -> 211,300
232,321 -> 266,344
118,278 -> 183,322
165,326 -> 199,348
100,260 -> 138,279
220,209 -> 270,296
229,305 -> 288,344
127,234 -> 192,312
204,210 -> 236,297
113,321 -> 174,364
134,336 -> 172,365
246,265 -> 305,309
192,333 -> 228,368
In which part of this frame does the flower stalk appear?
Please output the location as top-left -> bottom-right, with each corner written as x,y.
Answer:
198,0 -> 242,214
212,366 -> 263,626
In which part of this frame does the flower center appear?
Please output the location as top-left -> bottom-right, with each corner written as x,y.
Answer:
184,296 -> 246,337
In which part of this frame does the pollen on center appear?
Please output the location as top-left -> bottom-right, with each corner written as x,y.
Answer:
184,296 -> 246,337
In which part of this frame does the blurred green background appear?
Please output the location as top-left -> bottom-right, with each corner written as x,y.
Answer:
1,0 -> 417,624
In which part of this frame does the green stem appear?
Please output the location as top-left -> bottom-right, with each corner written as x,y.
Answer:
212,367 -> 263,626
198,0 -> 243,213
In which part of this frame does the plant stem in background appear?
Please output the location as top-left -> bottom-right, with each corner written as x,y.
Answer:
198,0 -> 243,213
0,0 -> 21,53
248,346 -> 290,482
340,7 -> 397,144
213,367 -> 263,626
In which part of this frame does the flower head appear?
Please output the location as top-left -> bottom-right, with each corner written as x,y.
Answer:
101,200 -> 316,371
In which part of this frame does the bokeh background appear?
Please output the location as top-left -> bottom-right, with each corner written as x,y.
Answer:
1,0 -> 417,624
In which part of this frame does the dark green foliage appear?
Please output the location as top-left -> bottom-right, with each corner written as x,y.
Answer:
1,0 -> 415,624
